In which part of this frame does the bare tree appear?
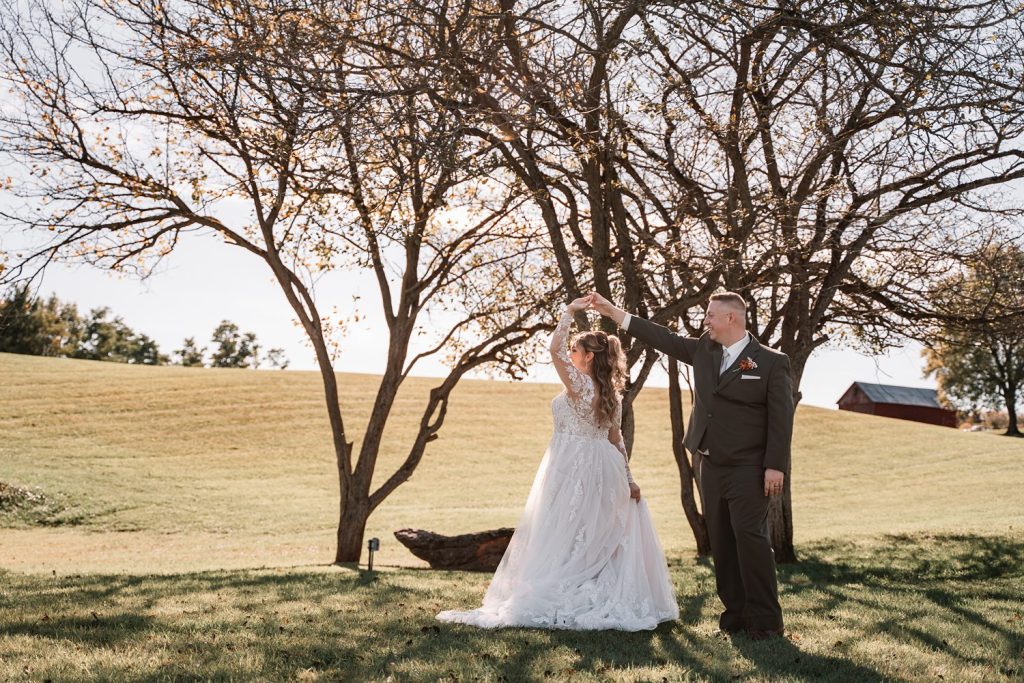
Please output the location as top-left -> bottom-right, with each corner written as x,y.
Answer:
435,0 -> 1024,561
424,0 -> 718,551
6,0 -> 1022,566
635,1 -> 1024,559
920,244 -> 1024,436
0,0 -> 552,563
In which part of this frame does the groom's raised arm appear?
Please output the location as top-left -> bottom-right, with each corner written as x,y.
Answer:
589,293 -> 699,366
624,315 -> 699,366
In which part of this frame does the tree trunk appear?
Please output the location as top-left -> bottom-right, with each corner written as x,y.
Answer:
1004,387 -> 1021,437
668,358 -> 711,555
335,491 -> 370,565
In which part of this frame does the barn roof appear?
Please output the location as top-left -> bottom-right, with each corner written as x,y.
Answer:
846,382 -> 944,409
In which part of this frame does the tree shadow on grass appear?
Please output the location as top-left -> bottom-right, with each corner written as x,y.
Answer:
777,533 -> 1024,676
730,631 -> 889,682
783,533 -> 1024,585
5,533 -> 1022,681
3,568 -> 435,680
2,612 -> 156,648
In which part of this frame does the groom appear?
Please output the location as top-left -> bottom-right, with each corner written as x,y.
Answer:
590,291 -> 794,639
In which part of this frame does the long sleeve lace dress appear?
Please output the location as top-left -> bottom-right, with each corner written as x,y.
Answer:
436,311 -> 678,630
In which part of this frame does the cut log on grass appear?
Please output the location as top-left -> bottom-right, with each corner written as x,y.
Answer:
394,527 -> 514,571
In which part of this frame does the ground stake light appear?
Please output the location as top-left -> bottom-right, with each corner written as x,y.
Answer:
367,537 -> 379,571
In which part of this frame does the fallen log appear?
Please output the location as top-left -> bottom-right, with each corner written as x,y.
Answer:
393,527 -> 515,571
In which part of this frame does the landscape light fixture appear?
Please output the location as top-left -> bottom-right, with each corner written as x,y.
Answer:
367,537 -> 380,571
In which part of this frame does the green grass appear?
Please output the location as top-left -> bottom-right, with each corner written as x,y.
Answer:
2,351 -> 1024,681
2,534 -> 1021,681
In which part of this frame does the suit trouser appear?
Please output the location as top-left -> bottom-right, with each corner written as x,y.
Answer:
697,453 -> 783,631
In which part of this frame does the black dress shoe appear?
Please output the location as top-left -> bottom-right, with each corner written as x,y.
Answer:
719,613 -> 746,634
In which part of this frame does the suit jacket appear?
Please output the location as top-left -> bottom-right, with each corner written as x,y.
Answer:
627,316 -> 794,472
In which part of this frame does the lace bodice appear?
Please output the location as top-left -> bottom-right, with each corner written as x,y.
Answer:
551,312 -> 604,436
551,384 -> 614,440
549,310 -> 633,484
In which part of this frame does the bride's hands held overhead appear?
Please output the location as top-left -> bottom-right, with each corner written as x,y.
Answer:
588,291 -> 613,314
566,294 -> 593,313
587,292 -> 627,326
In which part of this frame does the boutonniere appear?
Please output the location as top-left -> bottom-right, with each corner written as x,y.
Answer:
738,357 -> 758,371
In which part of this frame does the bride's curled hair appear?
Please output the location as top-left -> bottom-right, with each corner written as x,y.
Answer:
572,330 -> 627,427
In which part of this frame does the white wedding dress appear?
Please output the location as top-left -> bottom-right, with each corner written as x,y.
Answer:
437,313 -> 678,631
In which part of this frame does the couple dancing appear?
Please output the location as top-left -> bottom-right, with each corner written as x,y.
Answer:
438,291 -> 794,637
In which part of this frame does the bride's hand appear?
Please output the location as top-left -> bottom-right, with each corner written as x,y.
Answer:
629,483 -> 641,502
566,294 -> 593,313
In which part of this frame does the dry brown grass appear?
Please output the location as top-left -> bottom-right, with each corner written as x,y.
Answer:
1,351 -> 1022,573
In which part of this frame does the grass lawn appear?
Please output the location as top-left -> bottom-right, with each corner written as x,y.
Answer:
2,352 -> 1024,681
2,534 -> 1022,681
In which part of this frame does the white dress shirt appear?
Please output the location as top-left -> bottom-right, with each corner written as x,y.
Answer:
621,313 -> 748,376
719,332 -> 750,375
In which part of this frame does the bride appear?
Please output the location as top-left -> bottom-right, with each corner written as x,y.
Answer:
437,295 -> 678,631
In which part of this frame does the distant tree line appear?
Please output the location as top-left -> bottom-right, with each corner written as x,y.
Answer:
0,286 -> 288,369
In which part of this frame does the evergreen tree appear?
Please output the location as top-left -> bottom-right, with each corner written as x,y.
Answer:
174,337 -> 206,367
71,307 -> 168,365
0,285 -> 79,356
208,321 -> 287,369
265,348 -> 289,370
209,321 -> 256,368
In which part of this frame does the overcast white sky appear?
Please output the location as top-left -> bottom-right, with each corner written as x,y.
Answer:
23,230 -> 935,409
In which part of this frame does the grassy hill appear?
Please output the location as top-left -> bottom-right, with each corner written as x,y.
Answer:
2,351 -> 1023,682
2,351 -> 1021,573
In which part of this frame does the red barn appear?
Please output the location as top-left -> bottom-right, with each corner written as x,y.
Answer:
837,382 -> 958,428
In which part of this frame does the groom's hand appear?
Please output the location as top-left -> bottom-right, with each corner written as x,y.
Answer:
588,292 -> 626,326
764,469 -> 785,497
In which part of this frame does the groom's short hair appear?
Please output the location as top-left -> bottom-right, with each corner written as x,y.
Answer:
710,292 -> 747,315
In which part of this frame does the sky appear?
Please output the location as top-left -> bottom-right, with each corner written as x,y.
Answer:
21,230 -> 936,410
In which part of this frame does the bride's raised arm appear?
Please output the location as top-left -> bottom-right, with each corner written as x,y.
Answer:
549,297 -> 592,398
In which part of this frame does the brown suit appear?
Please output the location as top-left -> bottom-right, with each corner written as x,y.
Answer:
626,315 -> 794,632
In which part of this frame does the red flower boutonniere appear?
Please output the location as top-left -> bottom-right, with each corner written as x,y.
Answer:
738,357 -> 758,371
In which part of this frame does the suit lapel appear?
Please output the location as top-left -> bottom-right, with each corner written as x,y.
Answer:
717,335 -> 760,391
